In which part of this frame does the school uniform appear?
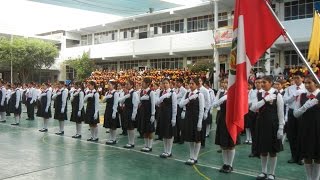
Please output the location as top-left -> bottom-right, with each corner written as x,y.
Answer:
157,89 -> 177,139
5,89 -> 12,116
175,86 -> 187,143
53,88 -> 68,121
283,83 -> 306,163
207,88 -> 215,126
36,89 -> 52,119
0,86 -> 7,113
70,89 -> 85,123
155,88 -> 161,139
26,87 -> 37,120
252,88 -> 284,154
138,88 -> 156,134
9,88 -> 22,115
103,90 -> 120,129
118,89 -> 127,135
84,90 -> 100,125
199,86 -> 211,147
293,89 -> 320,160
214,89 -> 225,125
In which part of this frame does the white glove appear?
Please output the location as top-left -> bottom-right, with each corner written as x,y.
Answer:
150,115 -> 155,123
15,104 -> 19,109
181,111 -> 186,119
131,115 -> 136,121
203,113 -> 208,120
277,128 -> 284,139
105,94 -> 113,99
29,100 -> 33,104
171,120 -> 176,127
220,95 -> 227,102
123,94 -> 130,99
87,93 -> 93,98
61,108 -> 65,113
159,93 -> 171,103
197,126 -> 202,132
94,112 -> 98,120
112,112 -> 116,119
45,107 -> 48,113
302,99 -> 319,109
1,102 -> 3,106
70,96 -> 74,102
140,95 -> 149,101
77,111 -> 81,117
56,92 -> 61,95
264,94 -> 276,102
188,94 -> 198,100
294,89 -> 304,97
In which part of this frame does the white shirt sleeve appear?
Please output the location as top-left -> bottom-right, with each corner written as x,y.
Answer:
293,96 -> 305,118
150,91 -> 156,116
171,92 -> 177,122
179,93 -> 189,108
197,93 -> 205,128
31,88 -> 37,102
46,90 -> 52,110
211,95 -> 227,108
79,91 -> 84,111
94,93 -> 100,114
16,90 -> 21,107
251,96 -> 265,112
283,87 -> 295,105
61,90 -> 68,110
1,88 -> 6,105
132,92 -> 139,119
276,93 -> 285,129
113,92 -> 119,113
203,89 -> 211,115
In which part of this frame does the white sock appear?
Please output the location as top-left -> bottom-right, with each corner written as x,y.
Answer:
43,118 -> 48,129
206,125 -> 210,136
94,127 -> 98,139
163,139 -> 168,153
261,155 -> 268,174
304,164 -> 313,180
189,142 -> 195,159
1,112 -> 5,120
268,156 -> 277,175
109,130 -> 116,141
144,138 -> 148,148
14,115 -> 19,123
128,130 -> 135,145
167,137 -> 174,154
59,121 -> 64,132
222,150 -> 228,165
194,142 -> 201,160
76,123 -> 82,135
90,127 -> 94,138
149,139 -> 153,148
312,163 -> 320,180
227,149 -> 235,167
246,128 -> 251,141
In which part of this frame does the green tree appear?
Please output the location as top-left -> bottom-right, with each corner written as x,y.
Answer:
188,59 -> 215,73
0,36 -> 59,83
66,52 -> 95,81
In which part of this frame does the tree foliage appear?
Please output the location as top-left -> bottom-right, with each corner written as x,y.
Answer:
0,36 -> 59,82
66,52 -> 95,81
188,59 -> 215,73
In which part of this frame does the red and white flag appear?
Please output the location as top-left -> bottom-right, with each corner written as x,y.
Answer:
226,0 -> 284,143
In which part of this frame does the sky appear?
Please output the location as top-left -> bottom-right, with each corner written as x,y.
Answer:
0,0 -> 122,36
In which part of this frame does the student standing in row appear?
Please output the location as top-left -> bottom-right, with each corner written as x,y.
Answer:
85,81 -> 100,142
179,78 -> 204,165
139,78 -> 156,152
293,75 -> 320,180
26,82 -> 37,120
251,76 -> 285,180
119,80 -> 139,148
0,81 -> 6,123
103,81 -> 120,145
70,82 -> 85,138
157,78 -> 177,158
198,78 -> 211,148
38,83 -> 52,132
52,81 -> 68,135
204,81 -> 215,138
174,78 -> 187,144
9,83 -> 22,126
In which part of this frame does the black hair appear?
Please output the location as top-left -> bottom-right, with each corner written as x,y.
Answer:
176,78 -> 184,84
304,75 -> 318,84
204,80 -> 211,87
190,78 -> 200,86
143,77 -> 152,86
262,75 -> 274,83
75,81 -> 84,90
109,81 -> 118,89
59,81 -> 65,85
162,78 -> 170,83
43,82 -> 50,87
127,80 -> 135,88
293,71 -> 304,78
88,81 -> 96,89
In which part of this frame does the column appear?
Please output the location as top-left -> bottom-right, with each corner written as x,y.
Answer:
92,33 -> 94,45
213,0 -> 220,89
183,57 -> 187,68
117,29 -> 120,42
265,49 -> 271,75
184,18 -> 187,33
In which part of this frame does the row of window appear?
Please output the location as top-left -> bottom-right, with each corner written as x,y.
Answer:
284,0 -> 320,21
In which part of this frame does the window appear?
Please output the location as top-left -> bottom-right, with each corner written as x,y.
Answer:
187,15 -> 214,33
187,56 -> 213,65
150,58 -> 183,69
94,30 -> 117,44
218,12 -> 228,28
80,34 -> 92,46
120,60 -> 148,70
284,49 -> 308,67
284,0 -> 320,21
97,62 -> 117,71
150,19 -> 184,36
66,65 -> 76,80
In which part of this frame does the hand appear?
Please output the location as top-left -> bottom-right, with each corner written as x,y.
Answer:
131,115 -> 136,121
277,128 -> 283,139
61,108 -> 65,113
87,93 -> 93,98
171,120 -> 176,127
197,126 -> 202,132
45,107 -> 48,113
140,95 -> 149,101
15,104 -> 19,109
29,100 -> 33,104
188,94 -> 198,100
123,94 -> 130,99
1,102 -> 3,106
181,111 -> 186,119
105,94 -> 112,99
220,95 -> 227,102
56,92 -> 61,95
150,115 -> 155,123
94,112 -> 98,120
112,112 -> 116,119
264,94 -> 276,102
303,99 -> 319,109
77,111 -> 81,117
203,113 -> 208,120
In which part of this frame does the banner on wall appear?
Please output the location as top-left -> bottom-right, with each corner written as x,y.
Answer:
213,26 -> 233,48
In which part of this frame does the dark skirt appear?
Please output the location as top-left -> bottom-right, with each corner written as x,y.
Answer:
0,101 -> 7,112
244,110 -> 256,129
54,108 -> 67,121
9,102 -> 21,115
207,111 -> 213,125
137,107 -> 155,134
122,108 -> 136,130
103,111 -> 120,129
36,103 -> 52,119
158,107 -> 176,139
70,109 -> 85,123
85,112 -> 100,125
215,110 -> 220,124
256,115 -> 283,154
215,110 -> 235,147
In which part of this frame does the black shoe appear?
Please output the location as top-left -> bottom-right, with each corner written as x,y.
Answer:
26,118 -> 31,120
193,159 -> 198,164
185,159 -> 195,165
217,149 -> 222,153
256,173 -> 267,180
87,137 -> 93,141
223,165 -> 233,173
92,138 -> 99,142
219,164 -> 228,172
178,141 -> 184,144
123,144 -> 135,149
249,153 -> 259,158
297,160 -> 304,165
72,134 -> 82,138
205,135 -> 209,138
287,159 -> 297,163
39,129 -> 48,132
141,147 -> 152,152
0,120 -> 6,123
160,153 -> 168,158
11,123 -> 19,126
106,140 -> 117,145
55,131 -> 64,135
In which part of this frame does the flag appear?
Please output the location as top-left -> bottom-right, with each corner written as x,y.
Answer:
226,0 -> 283,143
308,3 -> 320,64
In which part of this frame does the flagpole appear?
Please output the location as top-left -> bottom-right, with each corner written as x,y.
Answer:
264,0 -> 320,84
